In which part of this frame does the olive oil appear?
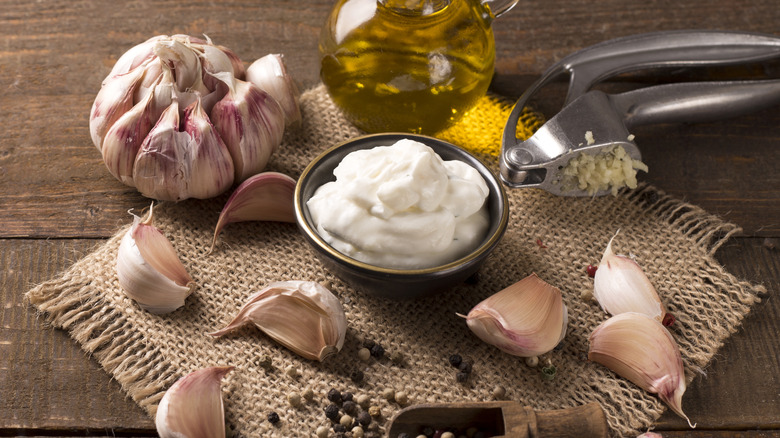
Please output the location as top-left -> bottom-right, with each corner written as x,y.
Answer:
319,0 -> 496,135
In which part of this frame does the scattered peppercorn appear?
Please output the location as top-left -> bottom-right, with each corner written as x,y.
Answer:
325,403 -> 341,421
441,432 -> 455,438
525,356 -> 539,367
448,354 -> 462,368
456,371 -> 469,383
358,347 -> 372,361
333,423 -> 347,433
316,425 -> 330,438
362,339 -> 376,350
340,414 -> 354,428
328,388 -> 343,404
586,264 -> 598,277
541,364 -> 557,381
390,351 -> 405,365
458,358 -> 473,374
343,400 -> 359,416
369,343 -> 385,359
492,385 -> 506,400
350,370 -> 364,383
288,391 -> 302,408
357,394 -> 371,409
285,365 -> 298,378
357,411 -> 372,427
302,387 -> 315,402
395,390 -> 409,405
352,425 -> 365,438
368,405 -> 381,417
267,411 -> 280,425
381,387 -> 395,401
342,391 -> 354,402
259,354 -> 273,370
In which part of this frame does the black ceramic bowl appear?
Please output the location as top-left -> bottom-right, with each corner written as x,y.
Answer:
294,133 -> 509,300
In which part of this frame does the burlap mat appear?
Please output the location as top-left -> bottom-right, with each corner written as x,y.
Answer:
28,84 -> 765,437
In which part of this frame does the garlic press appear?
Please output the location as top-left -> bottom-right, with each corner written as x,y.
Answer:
500,30 -> 780,196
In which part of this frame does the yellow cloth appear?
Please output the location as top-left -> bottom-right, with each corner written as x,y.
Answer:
436,92 -> 545,156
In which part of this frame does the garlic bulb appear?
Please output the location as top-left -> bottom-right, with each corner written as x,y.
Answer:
116,204 -> 194,314
211,171 -> 297,251
156,366 -> 234,438
462,273 -> 568,357
210,281 -> 347,361
593,231 -> 670,324
90,34 -> 298,201
588,312 -> 694,427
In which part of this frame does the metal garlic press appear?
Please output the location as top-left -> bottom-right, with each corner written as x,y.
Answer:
500,30 -> 780,196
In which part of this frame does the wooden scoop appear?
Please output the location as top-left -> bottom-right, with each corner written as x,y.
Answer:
386,401 -> 608,438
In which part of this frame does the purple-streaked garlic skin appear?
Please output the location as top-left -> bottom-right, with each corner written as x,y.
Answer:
155,366 -> 234,438
91,35 -> 297,201
210,171 -> 296,251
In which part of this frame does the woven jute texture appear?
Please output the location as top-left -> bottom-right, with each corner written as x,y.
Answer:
28,84 -> 765,437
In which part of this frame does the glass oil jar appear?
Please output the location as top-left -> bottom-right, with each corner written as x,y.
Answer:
319,0 -> 518,135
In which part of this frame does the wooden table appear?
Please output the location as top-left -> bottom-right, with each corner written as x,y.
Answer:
1,1 -> 778,436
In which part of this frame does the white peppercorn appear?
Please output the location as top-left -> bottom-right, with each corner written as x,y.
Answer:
285,365 -> 298,378
288,391 -> 302,407
441,432 -> 456,438
394,390 -> 408,405
351,426 -> 364,438
381,387 -> 395,401
316,425 -> 330,438
358,347 -> 371,361
302,387 -> 315,402
525,356 -> 539,367
357,394 -> 371,409
339,414 -> 353,428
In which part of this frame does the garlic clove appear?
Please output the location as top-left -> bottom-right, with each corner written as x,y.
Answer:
588,312 -> 694,427
101,89 -> 156,186
107,35 -> 165,79
211,171 -> 297,251
246,54 -> 301,127
155,366 -> 234,438
117,204 -> 195,314
210,281 -> 347,362
463,273 -> 568,357
132,99 -> 235,201
89,64 -> 146,151
210,73 -> 286,182
593,231 -> 669,324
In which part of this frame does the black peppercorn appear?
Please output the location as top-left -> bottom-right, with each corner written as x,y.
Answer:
350,370 -> 364,383
342,391 -> 354,402
458,358 -> 473,374
362,339 -> 376,350
357,411 -> 372,427
327,388 -> 343,404
333,423 -> 347,433
369,343 -> 385,359
456,371 -> 469,383
343,400 -> 359,416
325,403 -> 340,421
267,411 -> 280,424
448,354 -> 462,368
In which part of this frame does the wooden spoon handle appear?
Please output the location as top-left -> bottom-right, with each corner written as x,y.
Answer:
529,402 -> 609,438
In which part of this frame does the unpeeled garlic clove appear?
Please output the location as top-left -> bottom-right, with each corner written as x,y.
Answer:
588,312 -> 694,427
246,54 -> 301,127
116,204 -> 195,314
462,273 -> 568,357
210,281 -> 347,362
132,99 -> 236,201
210,73 -> 286,182
210,171 -> 297,251
89,64 -> 146,151
593,231 -> 670,324
155,366 -> 234,438
101,88 -> 156,186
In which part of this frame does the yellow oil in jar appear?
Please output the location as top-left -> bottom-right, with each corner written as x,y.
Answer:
319,0 -> 496,135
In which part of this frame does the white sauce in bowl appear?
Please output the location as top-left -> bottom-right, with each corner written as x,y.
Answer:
306,139 -> 490,269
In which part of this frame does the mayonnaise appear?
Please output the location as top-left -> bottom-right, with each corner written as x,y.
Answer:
306,139 -> 490,269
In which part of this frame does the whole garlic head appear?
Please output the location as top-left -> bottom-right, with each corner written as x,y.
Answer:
90,35 -> 299,201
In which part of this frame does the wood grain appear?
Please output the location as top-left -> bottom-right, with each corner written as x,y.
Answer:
1,0 -> 778,436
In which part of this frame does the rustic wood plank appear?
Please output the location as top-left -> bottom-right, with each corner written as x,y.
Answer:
0,239 -> 154,431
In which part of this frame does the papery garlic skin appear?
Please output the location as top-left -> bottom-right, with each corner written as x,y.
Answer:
116,205 -> 195,314
91,35 -> 295,201
246,54 -> 301,126
211,171 -> 297,251
464,273 -> 568,357
156,366 -> 234,438
589,312 -> 694,427
593,231 -> 668,323
210,281 -> 347,362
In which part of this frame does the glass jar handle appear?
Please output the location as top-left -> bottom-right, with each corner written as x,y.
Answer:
483,0 -> 519,18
